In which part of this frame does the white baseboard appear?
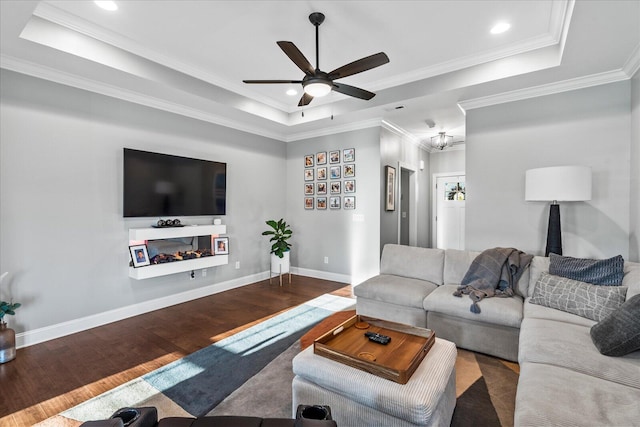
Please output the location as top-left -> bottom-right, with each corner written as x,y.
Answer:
16,271 -> 270,349
291,267 -> 352,285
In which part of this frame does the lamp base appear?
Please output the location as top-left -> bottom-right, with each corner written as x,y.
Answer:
545,203 -> 562,257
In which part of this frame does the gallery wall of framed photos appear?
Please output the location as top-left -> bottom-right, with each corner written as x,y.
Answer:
304,148 -> 356,211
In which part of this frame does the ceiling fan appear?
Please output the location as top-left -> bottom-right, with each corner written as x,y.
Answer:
243,12 -> 390,107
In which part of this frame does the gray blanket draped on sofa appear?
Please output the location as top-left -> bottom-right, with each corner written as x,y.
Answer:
454,247 -> 533,313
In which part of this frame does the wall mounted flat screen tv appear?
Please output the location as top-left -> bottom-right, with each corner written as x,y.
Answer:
123,148 -> 226,217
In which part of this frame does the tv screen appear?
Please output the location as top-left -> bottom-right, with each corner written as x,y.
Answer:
123,148 -> 226,217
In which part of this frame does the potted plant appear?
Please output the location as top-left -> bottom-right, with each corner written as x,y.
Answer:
0,272 -> 20,363
262,219 -> 292,280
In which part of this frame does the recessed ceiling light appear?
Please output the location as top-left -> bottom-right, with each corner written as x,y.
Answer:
94,1 -> 118,11
490,22 -> 511,34
286,88 -> 298,96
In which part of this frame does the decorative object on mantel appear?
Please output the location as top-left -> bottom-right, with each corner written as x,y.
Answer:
0,272 -> 21,364
430,132 -> 453,150
525,165 -> 592,256
262,219 -> 293,286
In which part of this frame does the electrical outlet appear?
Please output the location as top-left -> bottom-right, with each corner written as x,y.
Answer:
324,256 -> 329,264
235,261 -> 240,269
202,269 -> 207,277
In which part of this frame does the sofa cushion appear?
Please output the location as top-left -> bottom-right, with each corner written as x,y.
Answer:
622,261 -> 640,299
423,284 -> 523,328
354,274 -> 438,309
529,272 -> 627,322
549,253 -> 625,286
515,363 -> 640,427
443,249 -> 479,285
526,256 -> 549,297
590,294 -> 640,357
519,317 -> 640,388
523,298 -> 595,327
380,244 -> 444,285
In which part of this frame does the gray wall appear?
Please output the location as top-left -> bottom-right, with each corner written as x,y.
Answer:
466,81 -> 632,259
285,128 -> 381,285
631,69 -> 640,262
0,70 -> 285,334
379,127 -> 430,251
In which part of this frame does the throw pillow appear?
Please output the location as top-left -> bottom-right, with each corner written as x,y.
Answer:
549,253 -> 624,286
529,272 -> 627,322
590,294 -> 640,356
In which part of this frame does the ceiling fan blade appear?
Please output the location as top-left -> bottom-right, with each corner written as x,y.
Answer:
298,92 -> 314,106
328,52 -> 389,80
277,41 -> 315,75
243,80 -> 302,84
332,82 -> 376,100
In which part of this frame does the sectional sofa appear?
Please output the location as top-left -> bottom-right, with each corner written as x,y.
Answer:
354,244 -> 640,426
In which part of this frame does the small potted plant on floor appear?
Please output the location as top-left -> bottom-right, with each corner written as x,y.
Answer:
262,219 -> 293,278
0,272 -> 20,363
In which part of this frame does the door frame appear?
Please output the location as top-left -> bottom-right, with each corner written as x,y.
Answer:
431,171 -> 465,248
398,161 -> 418,246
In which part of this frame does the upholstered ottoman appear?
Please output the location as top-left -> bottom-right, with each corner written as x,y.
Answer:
292,338 -> 457,427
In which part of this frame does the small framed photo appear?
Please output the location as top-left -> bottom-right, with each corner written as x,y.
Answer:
304,154 -> 314,168
214,237 -> 229,255
344,179 -> 356,193
344,196 -> 356,210
330,181 -> 341,194
304,183 -> 314,195
329,150 -> 340,164
317,167 -> 327,180
317,197 -> 327,210
305,197 -> 314,210
330,196 -> 341,209
316,151 -> 327,165
130,244 -> 150,268
385,165 -> 396,211
344,163 -> 355,177
304,169 -> 314,181
343,148 -> 355,162
330,165 -> 341,179
316,182 -> 327,195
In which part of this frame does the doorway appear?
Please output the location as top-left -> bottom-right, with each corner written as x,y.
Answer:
432,173 -> 465,250
398,162 -> 417,246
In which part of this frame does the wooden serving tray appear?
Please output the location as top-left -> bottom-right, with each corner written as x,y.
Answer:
313,315 -> 435,384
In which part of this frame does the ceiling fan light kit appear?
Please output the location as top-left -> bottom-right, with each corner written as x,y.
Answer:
243,12 -> 389,107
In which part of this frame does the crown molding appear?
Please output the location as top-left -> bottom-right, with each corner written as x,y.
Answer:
0,54 -> 287,142
458,69 -> 629,111
623,42 -> 640,77
285,117 -> 384,142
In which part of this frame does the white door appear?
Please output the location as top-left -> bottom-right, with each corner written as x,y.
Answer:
435,175 -> 465,250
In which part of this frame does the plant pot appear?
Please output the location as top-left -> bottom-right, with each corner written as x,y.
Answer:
271,251 -> 290,275
0,322 -> 16,363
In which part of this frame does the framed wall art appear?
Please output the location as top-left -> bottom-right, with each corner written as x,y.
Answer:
330,166 -> 341,179
344,179 -> 356,193
344,164 -> 355,177
305,197 -> 314,209
304,169 -> 314,181
130,244 -> 150,268
316,151 -> 327,165
316,182 -> 327,195
214,237 -> 229,255
317,167 -> 327,180
344,196 -> 356,210
330,196 -> 341,209
343,148 -> 355,162
317,197 -> 327,210
304,155 -> 314,168
329,150 -> 340,163
385,165 -> 396,211
304,183 -> 314,195
330,181 -> 341,194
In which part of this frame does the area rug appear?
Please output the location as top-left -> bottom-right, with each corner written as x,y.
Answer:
37,294 -> 355,425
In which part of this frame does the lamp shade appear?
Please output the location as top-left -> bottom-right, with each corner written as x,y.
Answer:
525,166 -> 592,202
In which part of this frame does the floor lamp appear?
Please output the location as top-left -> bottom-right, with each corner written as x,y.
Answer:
525,166 -> 592,256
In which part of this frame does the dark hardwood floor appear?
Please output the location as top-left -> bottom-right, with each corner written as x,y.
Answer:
0,275 -> 352,426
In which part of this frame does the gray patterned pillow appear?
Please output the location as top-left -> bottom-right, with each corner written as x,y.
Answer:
590,294 -> 640,356
549,253 -> 624,286
530,272 -> 627,321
